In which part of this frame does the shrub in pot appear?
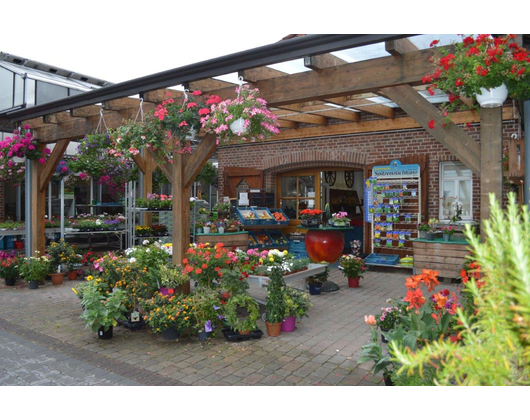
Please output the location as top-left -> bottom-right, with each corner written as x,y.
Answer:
224,294 -> 260,335
80,282 -> 128,339
265,267 -> 285,336
191,288 -> 223,341
19,253 -> 51,289
0,251 -> 20,286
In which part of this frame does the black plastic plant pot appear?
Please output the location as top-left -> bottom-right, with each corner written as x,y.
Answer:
28,280 -> 39,290
309,283 -> 321,295
198,331 -> 211,342
4,277 -> 16,286
162,327 -> 180,340
98,326 -> 113,340
384,375 -> 394,386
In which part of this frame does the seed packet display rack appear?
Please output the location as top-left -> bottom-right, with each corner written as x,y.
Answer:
368,175 -> 421,265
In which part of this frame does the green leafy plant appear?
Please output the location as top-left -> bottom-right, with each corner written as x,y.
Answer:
265,267 -> 285,324
80,282 -> 128,333
213,202 -> 230,212
224,293 -> 260,333
392,193 -> 530,385
282,286 -> 312,319
195,160 -> 217,186
339,255 -> 366,278
358,324 -> 394,378
191,288 -> 223,334
19,253 -> 50,282
159,264 -> 189,290
218,267 -> 249,297
46,239 -> 77,273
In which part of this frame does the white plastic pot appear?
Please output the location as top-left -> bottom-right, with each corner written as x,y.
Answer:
475,83 -> 509,108
229,117 -> 247,135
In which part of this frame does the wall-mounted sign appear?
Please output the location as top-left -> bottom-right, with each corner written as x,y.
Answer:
372,160 -> 420,179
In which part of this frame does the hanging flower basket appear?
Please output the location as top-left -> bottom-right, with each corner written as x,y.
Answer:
202,84 -> 280,145
424,34 -> 530,114
475,83 -> 509,108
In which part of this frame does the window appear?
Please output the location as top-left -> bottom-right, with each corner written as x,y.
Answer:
277,171 -> 320,221
439,162 -> 473,221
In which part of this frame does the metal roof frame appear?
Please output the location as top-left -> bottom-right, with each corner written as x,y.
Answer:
3,34 -> 414,123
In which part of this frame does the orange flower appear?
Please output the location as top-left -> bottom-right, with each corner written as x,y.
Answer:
421,269 -> 439,292
405,274 -> 423,290
364,315 -> 377,326
432,292 -> 448,310
404,288 -> 426,311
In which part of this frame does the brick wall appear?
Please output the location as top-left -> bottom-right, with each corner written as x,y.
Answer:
218,120 -> 519,221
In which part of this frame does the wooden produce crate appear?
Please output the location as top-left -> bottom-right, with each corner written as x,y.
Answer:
196,232 -> 249,251
412,238 -> 469,279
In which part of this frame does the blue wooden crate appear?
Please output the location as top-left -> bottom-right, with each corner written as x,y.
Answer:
365,253 -> 399,266
236,208 -> 260,226
268,209 -> 290,226
268,230 -> 289,246
252,207 -> 275,225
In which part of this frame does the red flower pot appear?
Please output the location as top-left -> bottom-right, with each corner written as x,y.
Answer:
305,229 -> 344,263
348,277 -> 360,288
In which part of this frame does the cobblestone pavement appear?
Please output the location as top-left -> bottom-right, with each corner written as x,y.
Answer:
0,266 -> 458,386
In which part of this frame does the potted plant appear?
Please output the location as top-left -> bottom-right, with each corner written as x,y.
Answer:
358,315 -> 395,385
66,251 -> 82,280
141,292 -> 194,339
203,221 -> 212,234
213,202 -> 231,219
329,211 -> 351,227
19,252 -> 51,289
306,263 -> 329,295
418,222 -> 430,239
224,293 -> 260,335
0,251 -> 20,286
152,224 -> 168,237
339,254 -> 367,288
299,209 -> 324,227
424,34 -> 530,113
195,221 -> 204,234
426,218 -> 439,241
202,85 -> 280,144
135,197 -> 148,209
197,207 -> 209,222
441,225 -> 456,241
47,239 -> 77,285
216,219 -> 226,234
80,282 -> 128,339
154,90 -> 210,154
191,288 -> 223,341
135,225 -> 152,237
376,304 -> 404,343
226,219 -> 241,232
281,285 -> 312,332
264,267 -> 285,337
158,264 -> 189,296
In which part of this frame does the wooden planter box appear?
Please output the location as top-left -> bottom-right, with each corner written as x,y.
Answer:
412,238 -> 469,279
195,232 -> 249,251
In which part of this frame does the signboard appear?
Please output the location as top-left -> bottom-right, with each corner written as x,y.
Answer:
372,160 -> 420,179
364,177 -> 375,223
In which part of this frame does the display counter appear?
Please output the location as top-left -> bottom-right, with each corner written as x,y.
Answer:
412,237 -> 469,279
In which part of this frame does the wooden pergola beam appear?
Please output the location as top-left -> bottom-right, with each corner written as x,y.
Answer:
326,96 -> 396,119
272,109 -> 328,126
239,67 -> 286,83
38,139 -> 71,192
303,53 -> 347,71
380,84 -> 481,175
385,38 -> 419,56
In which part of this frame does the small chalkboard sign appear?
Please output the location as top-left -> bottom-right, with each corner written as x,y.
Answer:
250,192 -> 263,206
264,192 -> 275,207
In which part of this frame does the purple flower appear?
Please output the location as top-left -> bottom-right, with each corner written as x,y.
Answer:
213,305 -> 220,310
204,320 -> 213,333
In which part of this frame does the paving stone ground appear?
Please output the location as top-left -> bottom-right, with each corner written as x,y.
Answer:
0,266 -> 459,386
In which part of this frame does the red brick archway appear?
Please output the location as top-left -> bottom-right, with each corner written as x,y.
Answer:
262,149 -> 366,188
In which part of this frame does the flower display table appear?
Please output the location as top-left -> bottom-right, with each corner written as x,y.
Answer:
412,237 -> 469,279
248,263 -> 326,288
298,226 -> 353,264
195,231 -> 249,251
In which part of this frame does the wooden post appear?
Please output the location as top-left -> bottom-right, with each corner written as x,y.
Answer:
480,107 -> 503,240
31,158 -> 46,256
172,150 -> 191,294
143,151 -> 155,227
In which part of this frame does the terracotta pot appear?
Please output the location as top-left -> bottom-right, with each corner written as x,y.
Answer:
348,277 -> 360,288
238,330 -> 251,336
67,271 -> 78,281
265,321 -> 282,337
50,273 -> 64,285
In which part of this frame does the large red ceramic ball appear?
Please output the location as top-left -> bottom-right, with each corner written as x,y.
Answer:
305,229 -> 344,263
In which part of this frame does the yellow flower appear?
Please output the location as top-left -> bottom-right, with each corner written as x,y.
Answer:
86,275 -> 94,281
71,288 -> 78,295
